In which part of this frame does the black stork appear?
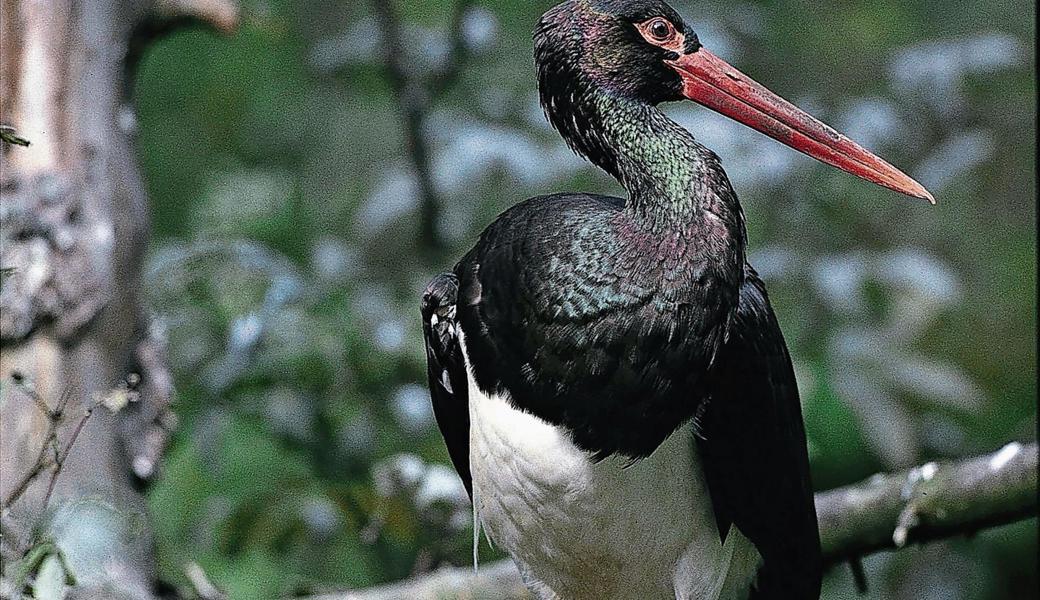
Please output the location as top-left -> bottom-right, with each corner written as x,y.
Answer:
421,1 -> 933,598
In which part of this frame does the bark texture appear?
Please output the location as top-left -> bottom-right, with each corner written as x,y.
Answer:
0,1 -> 236,597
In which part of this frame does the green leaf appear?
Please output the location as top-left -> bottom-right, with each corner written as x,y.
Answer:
0,125 -> 30,147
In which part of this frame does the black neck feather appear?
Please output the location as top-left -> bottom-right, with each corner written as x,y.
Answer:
541,72 -> 746,249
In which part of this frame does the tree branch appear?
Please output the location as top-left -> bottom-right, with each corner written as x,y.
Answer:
426,0 -> 475,98
153,0 -> 240,34
302,442 -> 1037,600
369,0 -> 474,254
815,440 -> 1037,563
303,560 -> 529,600
369,0 -> 442,252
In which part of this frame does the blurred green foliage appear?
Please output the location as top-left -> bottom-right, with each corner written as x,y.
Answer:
133,0 -> 1036,598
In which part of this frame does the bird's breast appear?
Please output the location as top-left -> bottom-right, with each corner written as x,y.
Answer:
462,335 -> 760,600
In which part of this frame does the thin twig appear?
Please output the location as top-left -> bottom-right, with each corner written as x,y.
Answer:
2,447 -> 55,509
42,396 -> 104,510
1,379 -> 101,513
26,388 -> 53,418
1,386 -> 67,509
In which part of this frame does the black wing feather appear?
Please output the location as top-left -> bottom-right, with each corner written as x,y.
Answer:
699,268 -> 822,599
421,273 -> 472,497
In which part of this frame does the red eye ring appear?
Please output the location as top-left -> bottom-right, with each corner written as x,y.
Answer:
638,17 -> 678,46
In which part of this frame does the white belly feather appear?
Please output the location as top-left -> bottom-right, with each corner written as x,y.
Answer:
461,337 -> 762,600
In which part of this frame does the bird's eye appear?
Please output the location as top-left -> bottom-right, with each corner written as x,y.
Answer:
650,19 -> 672,40
637,17 -> 678,46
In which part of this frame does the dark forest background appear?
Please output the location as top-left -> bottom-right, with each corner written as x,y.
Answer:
130,0 -> 1036,598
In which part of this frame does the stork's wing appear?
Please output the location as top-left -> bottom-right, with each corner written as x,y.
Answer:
421,273 -> 472,497
699,268 -> 822,599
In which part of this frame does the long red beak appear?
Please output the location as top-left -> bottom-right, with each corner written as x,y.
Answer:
669,49 -> 934,203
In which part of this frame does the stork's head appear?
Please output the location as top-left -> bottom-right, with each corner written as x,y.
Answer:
535,0 -> 934,202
